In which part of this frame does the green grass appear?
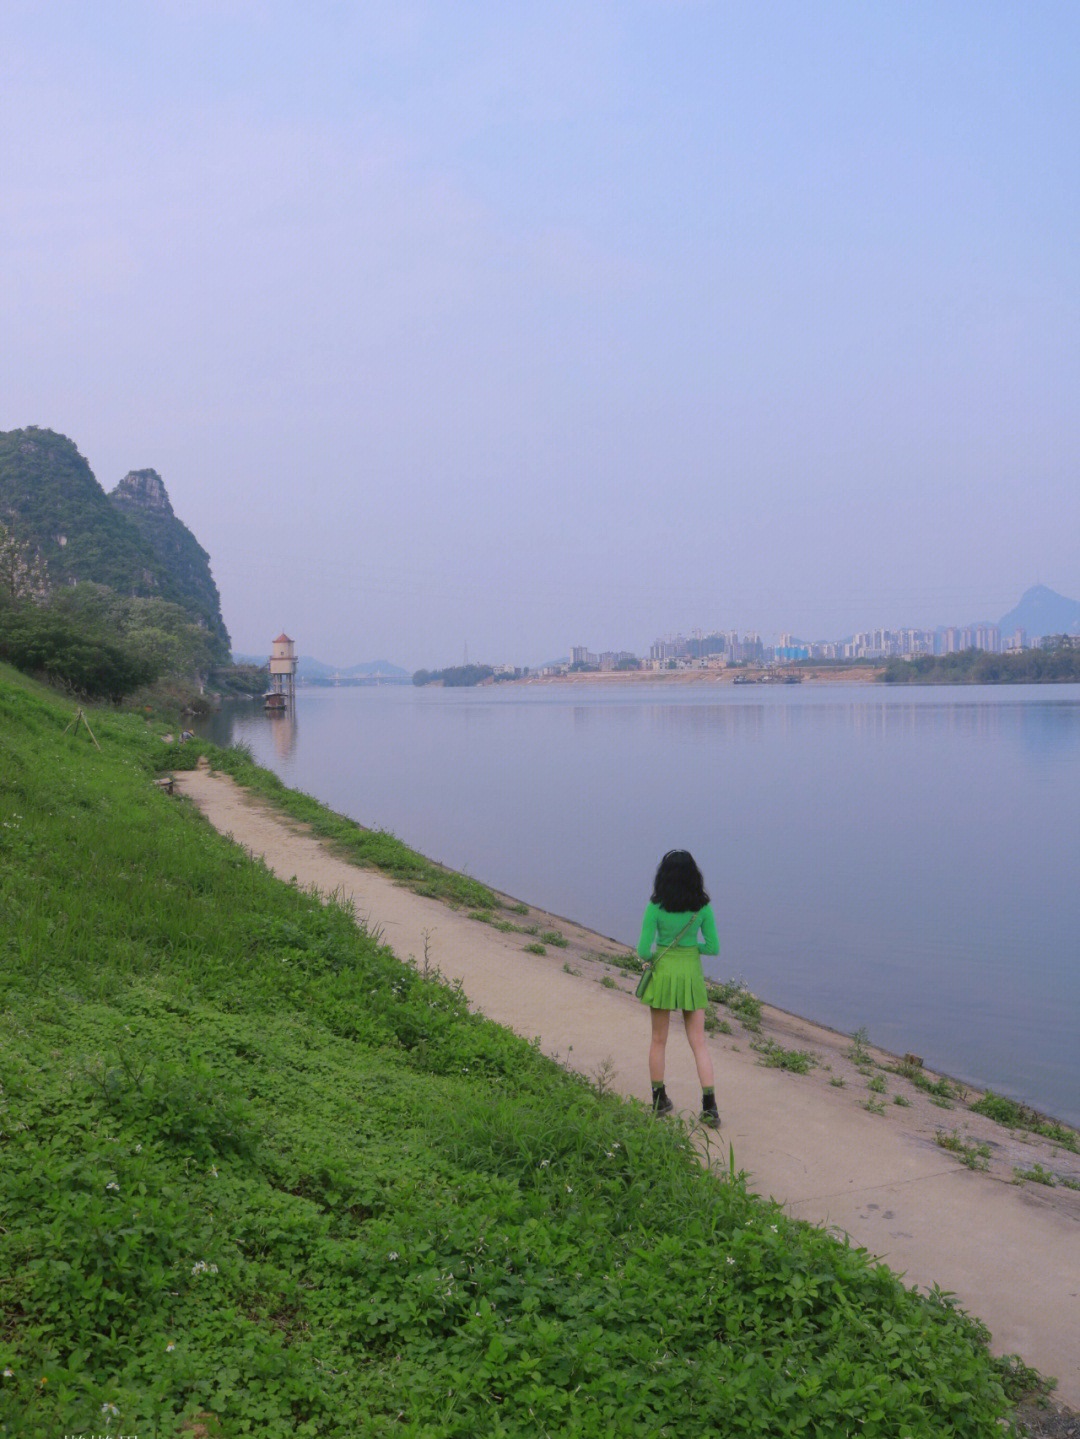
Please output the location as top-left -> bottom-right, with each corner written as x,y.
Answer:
892,1057 -> 964,1108
1012,1163 -> 1079,1190
1013,1164 -> 1057,1187
0,667 -> 1040,1436
704,979 -> 763,1032
969,1092 -> 1078,1153
845,1026 -> 873,1068
750,1037 -> 818,1074
936,1130 -> 991,1171
703,1008 -> 732,1036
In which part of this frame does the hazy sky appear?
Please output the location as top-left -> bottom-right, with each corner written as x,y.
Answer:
3,2 -> 1077,667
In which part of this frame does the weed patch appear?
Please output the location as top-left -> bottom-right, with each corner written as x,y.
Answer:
705,979 -> 762,1031
845,1026 -> 873,1068
750,1038 -> 818,1074
893,1058 -> 964,1108
936,1129 -> 991,1171
970,1092 -> 1078,1152
1012,1163 -> 1078,1189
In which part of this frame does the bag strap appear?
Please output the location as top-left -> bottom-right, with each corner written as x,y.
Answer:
646,911 -> 699,969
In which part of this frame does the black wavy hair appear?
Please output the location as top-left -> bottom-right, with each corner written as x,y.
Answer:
651,849 -> 709,912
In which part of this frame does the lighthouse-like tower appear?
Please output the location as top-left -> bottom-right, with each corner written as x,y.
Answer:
266,632 -> 298,712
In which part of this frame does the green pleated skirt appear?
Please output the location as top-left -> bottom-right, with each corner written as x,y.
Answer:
639,947 -> 708,1011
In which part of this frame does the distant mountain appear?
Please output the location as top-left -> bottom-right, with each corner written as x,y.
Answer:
338,659 -> 408,678
296,656 -> 408,680
0,427 -> 230,658
998,585 -> 1080,639
233,652 -> 407,679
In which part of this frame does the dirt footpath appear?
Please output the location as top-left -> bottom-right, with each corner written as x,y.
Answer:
173,765 -> 1080,1411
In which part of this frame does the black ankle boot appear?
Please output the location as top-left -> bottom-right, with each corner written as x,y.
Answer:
652,1085 -> 673,1117
700,1093 -> 720,1129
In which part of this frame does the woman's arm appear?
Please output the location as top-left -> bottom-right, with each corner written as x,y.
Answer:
698,903 -> 720,956
636,902 -> 659,959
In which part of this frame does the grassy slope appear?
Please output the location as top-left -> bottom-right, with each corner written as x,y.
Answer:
0,667 -> 1033,1437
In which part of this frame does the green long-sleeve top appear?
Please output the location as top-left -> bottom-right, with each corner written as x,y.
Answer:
636,902 -> 719,959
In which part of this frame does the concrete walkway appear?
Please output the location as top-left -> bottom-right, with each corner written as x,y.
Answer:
174,766 -> 1080,1407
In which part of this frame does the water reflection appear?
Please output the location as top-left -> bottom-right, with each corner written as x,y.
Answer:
552,688 -> 1080,752
268,709 -> 298,760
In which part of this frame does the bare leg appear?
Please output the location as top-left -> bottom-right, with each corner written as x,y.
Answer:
649,1007 -> 671,1084
682,1009 -> 715,1090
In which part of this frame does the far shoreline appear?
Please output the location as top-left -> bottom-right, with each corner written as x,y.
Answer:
509,665 -> 886,686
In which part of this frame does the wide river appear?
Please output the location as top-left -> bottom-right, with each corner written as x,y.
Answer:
196,681 -> 1080,1128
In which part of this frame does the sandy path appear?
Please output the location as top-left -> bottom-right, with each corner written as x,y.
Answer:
174,765 -> 1080,1406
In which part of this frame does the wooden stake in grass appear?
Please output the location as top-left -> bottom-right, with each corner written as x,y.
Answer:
63,707 -> 101,750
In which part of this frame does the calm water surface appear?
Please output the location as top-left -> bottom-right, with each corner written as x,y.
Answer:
197,682 -> 1080,1126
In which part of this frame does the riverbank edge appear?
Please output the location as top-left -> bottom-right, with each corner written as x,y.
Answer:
173,757 -> 1080,1423
184,745 -> 1080,1190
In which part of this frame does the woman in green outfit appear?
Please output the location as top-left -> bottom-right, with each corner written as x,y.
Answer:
636,850 -> 721,1127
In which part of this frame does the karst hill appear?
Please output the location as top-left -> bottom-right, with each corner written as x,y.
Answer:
0,427 -> 229,658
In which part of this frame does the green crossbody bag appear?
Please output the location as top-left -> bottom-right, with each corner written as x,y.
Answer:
634,912 -> 699,999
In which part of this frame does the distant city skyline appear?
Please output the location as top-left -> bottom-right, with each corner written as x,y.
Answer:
281,583 -> 1075,675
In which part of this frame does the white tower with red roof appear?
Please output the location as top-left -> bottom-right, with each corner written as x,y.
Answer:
266,632 -> 298,711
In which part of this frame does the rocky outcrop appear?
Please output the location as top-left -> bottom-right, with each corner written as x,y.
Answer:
0,520 -> 51,603
112,468 -> 174,515
109,469 -> 231,657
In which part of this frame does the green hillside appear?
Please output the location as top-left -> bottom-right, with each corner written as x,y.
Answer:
0,667 -> 1038,1437
0,429 -> 229,660
0,429 -> 166,599
110,469 -> 230,656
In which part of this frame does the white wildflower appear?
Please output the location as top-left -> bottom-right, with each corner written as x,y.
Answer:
165,1341 -> 176,1352
539,1159 -> 550,1168
208,1165 -> 219,1178
106,1181 -> 120,1192
726,1257 -> 735,1266
101,1401 -> 121,1417
388,1251 -> 399,1261
2,1368 -> 13,1377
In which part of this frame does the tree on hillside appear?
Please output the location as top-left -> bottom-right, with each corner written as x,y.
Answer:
0,604 -> 157,701
49,585 -> 219,683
